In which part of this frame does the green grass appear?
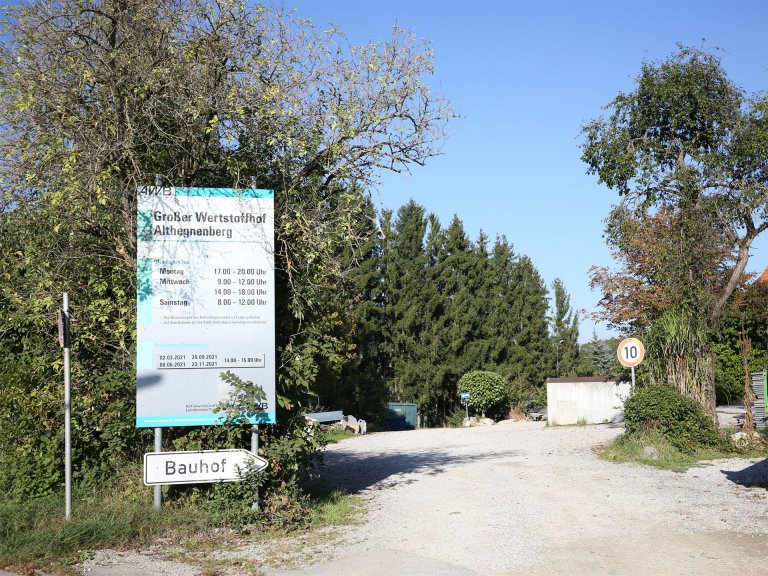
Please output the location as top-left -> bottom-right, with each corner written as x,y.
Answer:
599,430 -> 767,472
306,487 -> 363,526
320,428 -> 358,444
0,466 -> 194,571
0,463 -> 362,574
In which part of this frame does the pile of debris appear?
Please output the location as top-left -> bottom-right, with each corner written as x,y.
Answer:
305,410 -> 367,434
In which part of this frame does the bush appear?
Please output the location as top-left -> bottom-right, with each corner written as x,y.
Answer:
458,371 -> 506,418
624,385 -> 719,452
446,409 -> 468,428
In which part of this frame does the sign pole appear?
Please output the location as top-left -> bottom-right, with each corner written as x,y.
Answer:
154,428 -> 162,510
251,425 -> 259,510
63,293 -> 72,521
631,366 -> 636,392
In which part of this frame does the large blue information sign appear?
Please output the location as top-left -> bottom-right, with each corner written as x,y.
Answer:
136,187 -> 276,427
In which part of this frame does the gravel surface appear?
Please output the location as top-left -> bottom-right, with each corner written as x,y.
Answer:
65,421 -> 768,575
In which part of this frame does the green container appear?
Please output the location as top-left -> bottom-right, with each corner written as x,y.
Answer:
386,402 -> 418,430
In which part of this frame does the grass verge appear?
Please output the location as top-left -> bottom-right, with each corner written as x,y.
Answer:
0,463 -> 362,575
320,428 -> 358,444
599,430 -> 767,472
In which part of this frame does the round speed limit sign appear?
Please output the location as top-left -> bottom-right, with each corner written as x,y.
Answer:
617,337 -> 645,368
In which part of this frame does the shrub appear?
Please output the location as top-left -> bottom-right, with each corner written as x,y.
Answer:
624,385 -> 719,452
458,371 -> 506,417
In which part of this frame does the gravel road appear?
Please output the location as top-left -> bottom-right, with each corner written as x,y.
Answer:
70,420 -> 768,576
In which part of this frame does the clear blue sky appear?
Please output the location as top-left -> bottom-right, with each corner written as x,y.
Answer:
286,0 -> 768,342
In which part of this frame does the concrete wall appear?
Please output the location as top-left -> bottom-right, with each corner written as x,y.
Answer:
546,379 -> 630,425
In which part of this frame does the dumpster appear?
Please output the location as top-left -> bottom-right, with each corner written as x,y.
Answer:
385,402 -> 417,430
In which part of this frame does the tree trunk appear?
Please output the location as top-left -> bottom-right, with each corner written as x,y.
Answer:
741,333 -> 755,434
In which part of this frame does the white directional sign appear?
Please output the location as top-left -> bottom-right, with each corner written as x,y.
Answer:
617,337 -> 645,368
143,449 -> 268,486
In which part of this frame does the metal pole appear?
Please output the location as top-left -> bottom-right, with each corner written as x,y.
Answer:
251,425 -> 259,510
631,366 -> 636,393
154,428 -> 162,510
63,293 -> 72,521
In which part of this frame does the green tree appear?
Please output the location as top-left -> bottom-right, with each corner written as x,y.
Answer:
0,0 -> 453,498
507,256 -> 550,395
420,213 -> 455,425
581,45 -> 768,417
583,45 -> 767,324
317,195 -> 390,422
462,231 -> 494,373
551,278 -> 579,377
457,370 -> 507,418
485,236 -> 519,376
576,331 -> 618,378
386,201 -> 430,405
712,280 -> 768,404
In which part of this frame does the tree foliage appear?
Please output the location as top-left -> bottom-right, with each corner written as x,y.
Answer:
331,200 -> 557,425
582,45 -> 768,417
457,370 -> 506,418
644,308 -> 717,418
0,0 -> 452,500
583,45 -> 768,327
589,205 -> 735,332
551,278 -> 579,377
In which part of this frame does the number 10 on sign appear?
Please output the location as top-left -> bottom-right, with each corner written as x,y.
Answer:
617,337 -> 645,390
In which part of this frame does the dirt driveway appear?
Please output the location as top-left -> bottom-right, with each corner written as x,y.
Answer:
70,420 -> 768,576
268,421 -> 768,576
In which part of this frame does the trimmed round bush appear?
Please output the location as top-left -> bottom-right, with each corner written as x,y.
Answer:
458,371 -> 506,417
624,385 -> 719,452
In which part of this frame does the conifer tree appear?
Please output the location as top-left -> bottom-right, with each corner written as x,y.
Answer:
387,201 -> 429,403
420,214 -> 455,424
330,196 -> 390,420
486,236 -> 519,375
507,256 -> 550,398
551,278 -> 580,377
439,216 -> 476,384
463,231 -> 493,372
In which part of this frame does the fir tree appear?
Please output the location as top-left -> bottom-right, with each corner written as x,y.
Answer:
387,201 -> 429,403
507,256 -> 550,399
551,278 -> 580,377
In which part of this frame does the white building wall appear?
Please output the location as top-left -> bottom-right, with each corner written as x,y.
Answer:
546,380 -> 631,425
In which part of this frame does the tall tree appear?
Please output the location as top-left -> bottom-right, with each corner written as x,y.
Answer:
582,45 -> 768,325
0,0 -> 453,495
420,213 -> 455,424
551,278 -> 579,377
318,195 -> 389,421
589,204 -> 736,332
507,256 -> 550,393
485,236 -> 519,376
440,216 -> 476,382
576,330 -> 617,378
386,201 -> 430,404
581,45 -> 767,417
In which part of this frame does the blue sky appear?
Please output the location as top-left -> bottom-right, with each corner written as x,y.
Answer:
285,0 -> 768,342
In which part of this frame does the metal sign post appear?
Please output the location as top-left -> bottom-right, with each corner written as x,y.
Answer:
61,293 -> 72,520
154,428 -> 162,510
460,392 -> 470,426
251,425 -> 259,510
